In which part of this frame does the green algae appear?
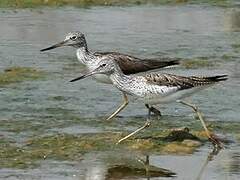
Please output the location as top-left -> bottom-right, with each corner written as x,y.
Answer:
47,95 -> 67,101
0,67 -> 45,87
0,119 -> 46,134
123,128 -> 203,153
0,0 -> 233,8
213,121 -> 240,133
236,133 -> 240,143
182,58 -> 216,69
0,133 -> 116,169
221,54 -> 239,61
0,143 -> 39,169
231,44 -> 240,49
0,130 -> 203,169
0,115 -> 238,169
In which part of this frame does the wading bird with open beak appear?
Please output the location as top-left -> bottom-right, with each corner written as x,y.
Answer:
70,59 -> 227,149
40,31 -> 180,120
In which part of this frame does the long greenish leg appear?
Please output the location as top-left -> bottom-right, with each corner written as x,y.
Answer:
177,100 -> 223,149
145,104 -> 161,119
196,147 -> 221,180
106,92 -> 128,121
116,106 -> 151,144
137,155 -> 150,177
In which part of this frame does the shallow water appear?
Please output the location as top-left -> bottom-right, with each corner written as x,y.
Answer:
0,5 -> 240,180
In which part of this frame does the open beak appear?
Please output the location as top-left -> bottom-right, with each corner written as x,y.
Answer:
40,40 -> 67,52
70,70 -> 97,82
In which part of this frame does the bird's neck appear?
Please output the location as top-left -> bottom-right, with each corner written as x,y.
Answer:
75,35 -> 96,65
110,67 -> 146,97
110,67 -> 133,90
76,46 -> 94,65
76,35 -> 88,51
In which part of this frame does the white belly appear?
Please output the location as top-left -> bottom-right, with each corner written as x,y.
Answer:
143,86 -> 207,105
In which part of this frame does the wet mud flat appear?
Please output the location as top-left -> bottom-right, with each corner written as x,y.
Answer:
0,113 -> 239,179
0,4 -> 240,180
0,0 -> 238,8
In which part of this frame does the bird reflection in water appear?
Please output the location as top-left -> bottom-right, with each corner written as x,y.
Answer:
105,154 -> 176,180
196,147 -> 221,180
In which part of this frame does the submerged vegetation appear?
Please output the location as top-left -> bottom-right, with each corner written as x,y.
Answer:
0,2 -> 238,178
0,103 -> 237,169
0,0 -> 232,8
0,67 -> 45,86
0,130 -> 203,169
182,58 -> 216,69
2,118 -> 238,170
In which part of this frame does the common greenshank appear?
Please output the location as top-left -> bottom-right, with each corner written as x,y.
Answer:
70,59 -> 227,149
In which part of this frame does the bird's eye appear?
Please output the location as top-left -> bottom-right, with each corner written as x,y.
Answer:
101,63 -> 106,67
71,36 -> 77,40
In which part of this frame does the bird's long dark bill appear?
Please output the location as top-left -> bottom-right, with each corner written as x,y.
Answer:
40,41 -> 66,52
70,72 -> 95,82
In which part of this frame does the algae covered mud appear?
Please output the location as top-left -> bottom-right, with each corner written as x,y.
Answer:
0,4 -> 240,180
0,0 -> 238,8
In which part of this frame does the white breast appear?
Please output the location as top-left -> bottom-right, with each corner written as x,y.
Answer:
112,76 -> 181,105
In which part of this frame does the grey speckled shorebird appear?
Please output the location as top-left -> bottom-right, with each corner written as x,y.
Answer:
70,59 -> 227,149
40,31 -> 180,121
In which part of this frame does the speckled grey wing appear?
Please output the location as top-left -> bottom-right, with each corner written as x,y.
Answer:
93,51 -> 180,75
145,73 -> 228,90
